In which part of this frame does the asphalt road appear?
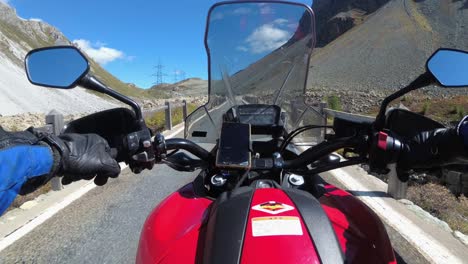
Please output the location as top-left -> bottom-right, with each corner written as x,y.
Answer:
0,162 -> 194,263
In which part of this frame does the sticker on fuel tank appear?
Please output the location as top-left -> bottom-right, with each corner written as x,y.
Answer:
252,201 -> 294,215
251,216 -> 303,237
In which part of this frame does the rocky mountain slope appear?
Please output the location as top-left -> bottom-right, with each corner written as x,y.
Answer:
0,2 -> 146,116
308,0 -> 468,113
313,0 -> 391,47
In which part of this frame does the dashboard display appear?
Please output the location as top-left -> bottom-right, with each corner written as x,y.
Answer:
226,105 -> 281,126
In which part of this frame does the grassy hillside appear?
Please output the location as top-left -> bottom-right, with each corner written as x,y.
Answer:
144,78 -> 208,99
88,59 -> 146,98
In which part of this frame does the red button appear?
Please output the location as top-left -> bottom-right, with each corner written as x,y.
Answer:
378,132 -> 388,150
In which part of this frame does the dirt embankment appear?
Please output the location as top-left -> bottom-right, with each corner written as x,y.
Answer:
0,113 -> 86,131
139,96 -> 208,111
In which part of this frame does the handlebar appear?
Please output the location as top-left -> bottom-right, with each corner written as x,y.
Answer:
153,134 -> 211,161
165,138 -> 211,160
151,124 -> 468,177
283,136 -> 367,169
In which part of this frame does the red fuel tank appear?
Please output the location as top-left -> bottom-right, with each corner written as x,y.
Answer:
135,183 -> 212,264
136,182 -> 395,264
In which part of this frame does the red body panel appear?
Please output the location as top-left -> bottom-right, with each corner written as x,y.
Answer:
135,183 -> 212,264
136,182 -> 396,264
320,184 -> 396,264
241,189 -> 320,264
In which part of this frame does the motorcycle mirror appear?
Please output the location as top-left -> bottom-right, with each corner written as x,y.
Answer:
25,45 -> 145,127
426,48 -> 468,87
25,46 -> 89,89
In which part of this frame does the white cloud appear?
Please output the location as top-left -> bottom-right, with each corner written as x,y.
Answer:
273,18 -> 288,25
0,0 -> 10,5
245,24 -> 289,54
29,18 -> 43,22
73,39 -> 125,65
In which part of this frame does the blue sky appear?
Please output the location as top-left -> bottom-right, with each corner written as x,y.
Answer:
5,0 -> 312,88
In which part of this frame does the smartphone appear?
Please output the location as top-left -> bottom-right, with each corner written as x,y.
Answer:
216,122 -> 251,169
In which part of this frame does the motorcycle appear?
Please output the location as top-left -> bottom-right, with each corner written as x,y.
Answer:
23,1 -> 468,263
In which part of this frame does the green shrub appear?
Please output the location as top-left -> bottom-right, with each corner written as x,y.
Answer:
145,103 -> 198,132
421,101 -> 430,115
456,105 -> 465,120
327,95 -> 342,111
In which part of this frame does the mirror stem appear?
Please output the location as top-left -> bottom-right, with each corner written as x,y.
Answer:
374,72 -> 435,130
80,74 -> 144,123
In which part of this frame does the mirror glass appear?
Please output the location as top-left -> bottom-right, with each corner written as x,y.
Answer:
26,46 -> 89,88
427,49 -> 468,87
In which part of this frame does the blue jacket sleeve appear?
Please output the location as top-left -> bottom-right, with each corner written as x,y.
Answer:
0,145 -> 53,215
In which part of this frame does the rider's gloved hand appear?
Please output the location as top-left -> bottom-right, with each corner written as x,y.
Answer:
27,129 -> 121,187
397,124 -> 468,172
57,133 -> 121,186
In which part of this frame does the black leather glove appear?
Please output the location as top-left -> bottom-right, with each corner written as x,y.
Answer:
56,133 -> 121,186
398,127 -> 468,171
30,128 -> 121,186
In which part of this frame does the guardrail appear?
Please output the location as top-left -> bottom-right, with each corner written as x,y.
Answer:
37,100 -> 188,191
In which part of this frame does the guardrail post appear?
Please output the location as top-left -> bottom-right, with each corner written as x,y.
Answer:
45,110 -> 64,191
320,102 -> 328,139
182,100 -> 188,121
387,163 -> 408,199
165,101 -> 172,130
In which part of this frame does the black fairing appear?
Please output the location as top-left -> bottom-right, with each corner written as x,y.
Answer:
284,188 -> 345,264
385,108 -> 445,137
202,187 -> 254,264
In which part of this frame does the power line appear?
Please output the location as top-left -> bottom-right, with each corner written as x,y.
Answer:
153,59 -> 165,85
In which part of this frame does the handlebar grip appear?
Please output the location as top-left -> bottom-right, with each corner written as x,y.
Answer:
398,128 -> 468,170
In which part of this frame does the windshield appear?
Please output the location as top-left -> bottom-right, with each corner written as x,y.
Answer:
186,2 -> 323,145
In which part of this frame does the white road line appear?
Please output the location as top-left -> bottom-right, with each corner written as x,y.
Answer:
0,127 -> 184,252
330,168 -> 462,264
0,182 -> 96,252
163,124 -> 185,139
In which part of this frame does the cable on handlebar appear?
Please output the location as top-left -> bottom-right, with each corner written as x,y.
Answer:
234,169 -> 251,189
287,157 -> 366,176
279,125 -> 332,153
282,136 -> 365,169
